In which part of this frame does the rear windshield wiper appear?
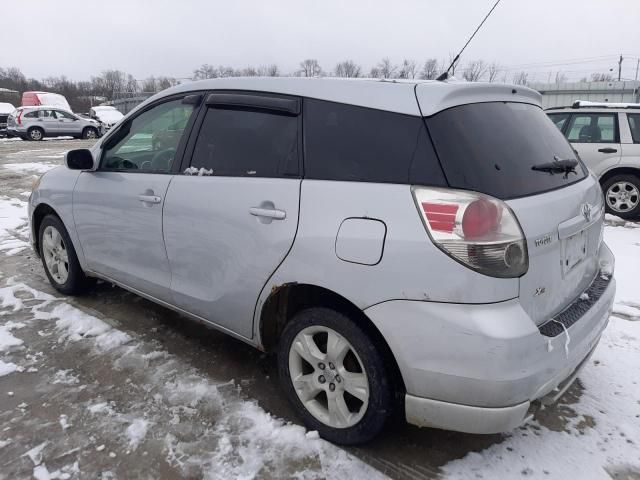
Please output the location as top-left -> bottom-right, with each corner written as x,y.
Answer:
531,157 -> 578,178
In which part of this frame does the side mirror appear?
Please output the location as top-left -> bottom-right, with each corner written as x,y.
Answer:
66,149 -> 95,170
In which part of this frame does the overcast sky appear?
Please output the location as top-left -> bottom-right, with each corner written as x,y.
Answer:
3,0 -> 639,82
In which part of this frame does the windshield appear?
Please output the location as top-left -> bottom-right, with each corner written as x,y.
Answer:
425,102 -> 587,200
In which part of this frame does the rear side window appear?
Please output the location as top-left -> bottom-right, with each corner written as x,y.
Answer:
303,99 -> 446,185
566,113 -> 618,143
627,114 -> 640,143
24,110 -> 39,119
190,107 -> 299,177
426,102 -> 587,200
547,112 -> 570,132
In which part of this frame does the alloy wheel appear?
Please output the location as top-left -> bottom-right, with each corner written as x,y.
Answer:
288,325 -> 369,429
42,225 -> 69,284
606,181 -> 639,213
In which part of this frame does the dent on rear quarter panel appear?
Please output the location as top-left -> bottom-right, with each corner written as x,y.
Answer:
253,180 -> 519,335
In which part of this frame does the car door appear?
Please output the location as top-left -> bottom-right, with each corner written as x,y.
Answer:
621,112 -> 640,164
40,109 -> 59,135
55,110 -> 80,136
73,94 -> 200,301
162,92 -> 302,338
565,112 -> 621,176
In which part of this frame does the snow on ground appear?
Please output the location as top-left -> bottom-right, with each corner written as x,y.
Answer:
2,162 -> 60,174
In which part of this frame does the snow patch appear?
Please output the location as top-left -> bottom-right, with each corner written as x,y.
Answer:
0,360 -> 21,376
2,162 -> 59,174
125,419 -> 149,450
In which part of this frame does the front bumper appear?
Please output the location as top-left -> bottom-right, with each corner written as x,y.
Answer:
365,243 -> 616,434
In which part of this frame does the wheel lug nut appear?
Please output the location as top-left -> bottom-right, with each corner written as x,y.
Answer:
329,383 -> 335,392
318,362 -> 325,370
329,362 -> 335,370
335,375 -> 341,383
318,375 -> 326,384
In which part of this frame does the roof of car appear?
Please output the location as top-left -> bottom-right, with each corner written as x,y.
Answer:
140,77 -> 542,117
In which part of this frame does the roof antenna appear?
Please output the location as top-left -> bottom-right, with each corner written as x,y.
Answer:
436,0 -> 503,81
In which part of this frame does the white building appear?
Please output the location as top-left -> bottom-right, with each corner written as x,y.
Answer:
529,80 -> 640,109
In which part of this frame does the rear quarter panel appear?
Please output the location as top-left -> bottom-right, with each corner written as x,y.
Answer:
253,180 -> 519,338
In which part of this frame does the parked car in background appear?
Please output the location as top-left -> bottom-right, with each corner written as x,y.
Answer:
29,78 -> 615,445
547,101 -> 640,219
0,102 -> 15,137
7,106 -> 101,141
89,106 -> 124,133
22,91 -> 72,111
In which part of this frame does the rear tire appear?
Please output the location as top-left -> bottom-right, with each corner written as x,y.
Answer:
82,127 -> 98,140
602,174 -> 640,219
27,127 -> 44,141
39,214 -> 95,295
278,307 -> 393,445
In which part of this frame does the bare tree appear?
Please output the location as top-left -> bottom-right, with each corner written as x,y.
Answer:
419,59 -> 439,80
257,64 -> 280,77
398,59 -> 418,79
370,58 -> 397,79
487,62 -> 500,83
554,71 -> 567,84
512,71 -> 529,85
299,59 -> 323,77
334,60 -> 362,78
462,60 -> 487,82
591,72 -> 613,82
193,64 -> 218,80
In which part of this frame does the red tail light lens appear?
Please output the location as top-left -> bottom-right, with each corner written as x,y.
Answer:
462,198 -> 500,238
16,110 -> 23,125
413,187 -> 528,278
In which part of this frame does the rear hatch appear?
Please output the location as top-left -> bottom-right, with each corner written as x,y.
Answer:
424,100 -> 603,325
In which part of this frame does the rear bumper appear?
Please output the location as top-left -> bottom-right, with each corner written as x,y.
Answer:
365,243 -> 615,434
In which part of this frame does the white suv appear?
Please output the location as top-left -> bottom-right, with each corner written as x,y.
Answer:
29,78 -> 616,444
547,101 -> 640,219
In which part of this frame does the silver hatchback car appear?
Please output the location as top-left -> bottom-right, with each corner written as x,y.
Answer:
7,105 -> 101,141
29,78 -> 616,445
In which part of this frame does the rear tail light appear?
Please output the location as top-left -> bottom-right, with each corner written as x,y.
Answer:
16,110 -> 23,125
413,187 -> 528,278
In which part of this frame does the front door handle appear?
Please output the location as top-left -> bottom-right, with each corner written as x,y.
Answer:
598,147 -> 617,153
138,194 -> 162,204
249,207 -> 286,220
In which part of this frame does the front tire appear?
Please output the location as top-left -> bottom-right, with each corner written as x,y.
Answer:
602,174 -> 640,219
278,307 -> 393,445
39,214 -> 94,295
82,127 -> 98,140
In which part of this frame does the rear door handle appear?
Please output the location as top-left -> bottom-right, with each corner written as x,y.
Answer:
249,207 -> 286,220
138,194 -> 162,204
598,147 -> 617,153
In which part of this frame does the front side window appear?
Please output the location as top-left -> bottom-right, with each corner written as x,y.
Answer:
55,110 -> 76,120
189,106 -> 299,177
101,98 -> 196,172
627,113 -> 640,143
566,113 -> 618,143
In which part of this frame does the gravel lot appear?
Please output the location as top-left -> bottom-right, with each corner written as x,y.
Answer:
0,138 -> 639,480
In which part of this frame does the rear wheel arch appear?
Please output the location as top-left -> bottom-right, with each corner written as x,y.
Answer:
599,166 -> 640,185
259,283 -> 406,394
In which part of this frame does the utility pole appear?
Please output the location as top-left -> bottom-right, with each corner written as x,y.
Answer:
618,54 -> 623,81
